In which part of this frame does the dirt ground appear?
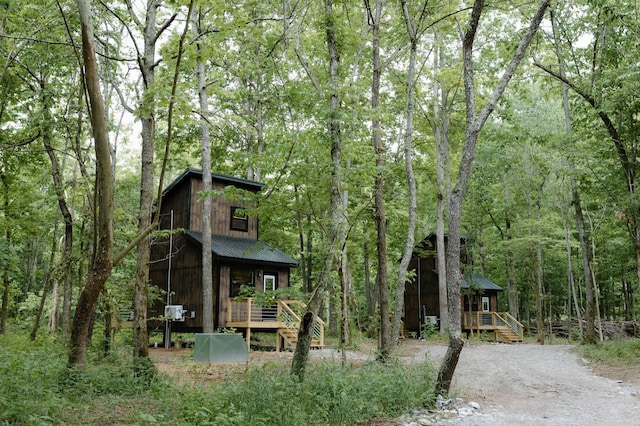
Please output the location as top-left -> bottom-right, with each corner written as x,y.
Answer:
418,342 -> 640,425
150,339 -> 640,425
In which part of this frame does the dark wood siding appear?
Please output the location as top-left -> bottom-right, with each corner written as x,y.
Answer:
188,179 -> 259,239
159,177 -> 192,230
404,252 -> 438,333
149,233 -> 220,332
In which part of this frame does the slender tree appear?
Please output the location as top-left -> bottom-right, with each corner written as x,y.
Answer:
549,8 -> 595,343
436,0 -> 550,394
391,0 -> 422,350
69,0 -> 115,367
291,0 -> 347,380
193,6 -> 214,333
365,0 -> 391,359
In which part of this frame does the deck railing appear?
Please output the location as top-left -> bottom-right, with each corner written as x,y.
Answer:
227,298 -> 324,346
462,311 -> 524,341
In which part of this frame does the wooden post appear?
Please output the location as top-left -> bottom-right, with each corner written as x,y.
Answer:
245,298 -> 252,350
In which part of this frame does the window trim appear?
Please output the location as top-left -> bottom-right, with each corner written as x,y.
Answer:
263,273 -> 277,292
482,296 -> 490,312
230,268 -> 253,298
230,206 -> 249,232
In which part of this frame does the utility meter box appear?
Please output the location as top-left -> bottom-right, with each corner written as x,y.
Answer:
164,305 -> 186,321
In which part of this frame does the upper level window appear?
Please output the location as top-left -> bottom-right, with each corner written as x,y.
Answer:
230,206 -> 248,232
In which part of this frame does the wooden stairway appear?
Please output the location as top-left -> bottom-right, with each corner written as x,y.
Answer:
496,326 -> 523,343
463,311 -> 524,343
276,300 -> 324,351
277,327 -> 324,350
494,312 -> 524,343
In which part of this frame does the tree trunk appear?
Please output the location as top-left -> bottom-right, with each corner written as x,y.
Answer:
31,230 -> 57,341
294,187 -> 311,293
132,0 -> 161,363
535,238 -> 544,345
0,174 -> 9,335
435,0 -> 550,394
391,0 -> 420,351
1,228 -> 8,335
291,0 -> 345,380
366,0 -> 390,359
503,199 -> 518,318
364,240 -> 376,336
433,32 -> 450,335
549,6 -> 595,344
194,7 -> 214,333
68,0 -> 114,368
339,250 -> 351,364
43,112 -> 75,340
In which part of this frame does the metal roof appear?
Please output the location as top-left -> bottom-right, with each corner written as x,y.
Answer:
162,167 -> 265,196
185,231 -> 298,267
462,273 -> 503,291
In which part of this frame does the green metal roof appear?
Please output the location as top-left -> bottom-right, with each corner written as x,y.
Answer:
185,231 -> 298,267
462,273 -> 503,291
163,167 -> 265,196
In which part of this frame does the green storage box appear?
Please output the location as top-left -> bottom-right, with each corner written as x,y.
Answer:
194,333 -> 249,363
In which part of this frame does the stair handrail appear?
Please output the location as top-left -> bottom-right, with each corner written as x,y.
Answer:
279,300 -> 325,345
494,311 -> 524,340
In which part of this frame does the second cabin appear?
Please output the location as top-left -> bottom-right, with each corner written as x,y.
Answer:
404,233 -> 523,342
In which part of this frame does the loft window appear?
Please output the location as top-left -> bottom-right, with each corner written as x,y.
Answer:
230,206 -> 248,232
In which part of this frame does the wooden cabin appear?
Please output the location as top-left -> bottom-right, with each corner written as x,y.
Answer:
149,168 -> 324,349
404,233 -> 523,342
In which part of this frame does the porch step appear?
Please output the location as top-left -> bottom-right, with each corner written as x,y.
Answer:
278,327 -> 323,350
496,327 -> 523,343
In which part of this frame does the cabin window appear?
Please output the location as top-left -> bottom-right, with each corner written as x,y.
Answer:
230,206 -> 248,232
230,269 -> 253,297
482,296 -> 490,312
263,273 -> 277,292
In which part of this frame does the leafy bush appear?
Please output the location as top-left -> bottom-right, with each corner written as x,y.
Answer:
0,334 -> 66,424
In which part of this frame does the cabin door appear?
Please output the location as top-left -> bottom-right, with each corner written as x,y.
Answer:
263,274 -> 277,292
481,296 -> 490,312
263,274 -> 277,321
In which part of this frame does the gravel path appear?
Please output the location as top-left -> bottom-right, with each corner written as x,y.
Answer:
415,342 -> 640,425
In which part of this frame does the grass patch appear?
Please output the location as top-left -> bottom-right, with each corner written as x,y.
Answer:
0,331 -> 435,425
580,338 -> 640,366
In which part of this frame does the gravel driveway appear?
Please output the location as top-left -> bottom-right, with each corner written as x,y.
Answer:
417,342 -> 640,425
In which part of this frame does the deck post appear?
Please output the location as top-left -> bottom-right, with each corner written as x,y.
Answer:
245,299 -> 252,350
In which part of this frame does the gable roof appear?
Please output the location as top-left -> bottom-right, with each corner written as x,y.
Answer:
185,231 -> 298,267
462,273 -> 503,291
163,167 -> 265,196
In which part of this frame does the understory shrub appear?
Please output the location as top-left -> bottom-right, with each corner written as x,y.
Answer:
0,335 -> 66,424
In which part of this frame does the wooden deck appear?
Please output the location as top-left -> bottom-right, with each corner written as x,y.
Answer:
462,311 -> 524,342
226,298 -> 325,351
